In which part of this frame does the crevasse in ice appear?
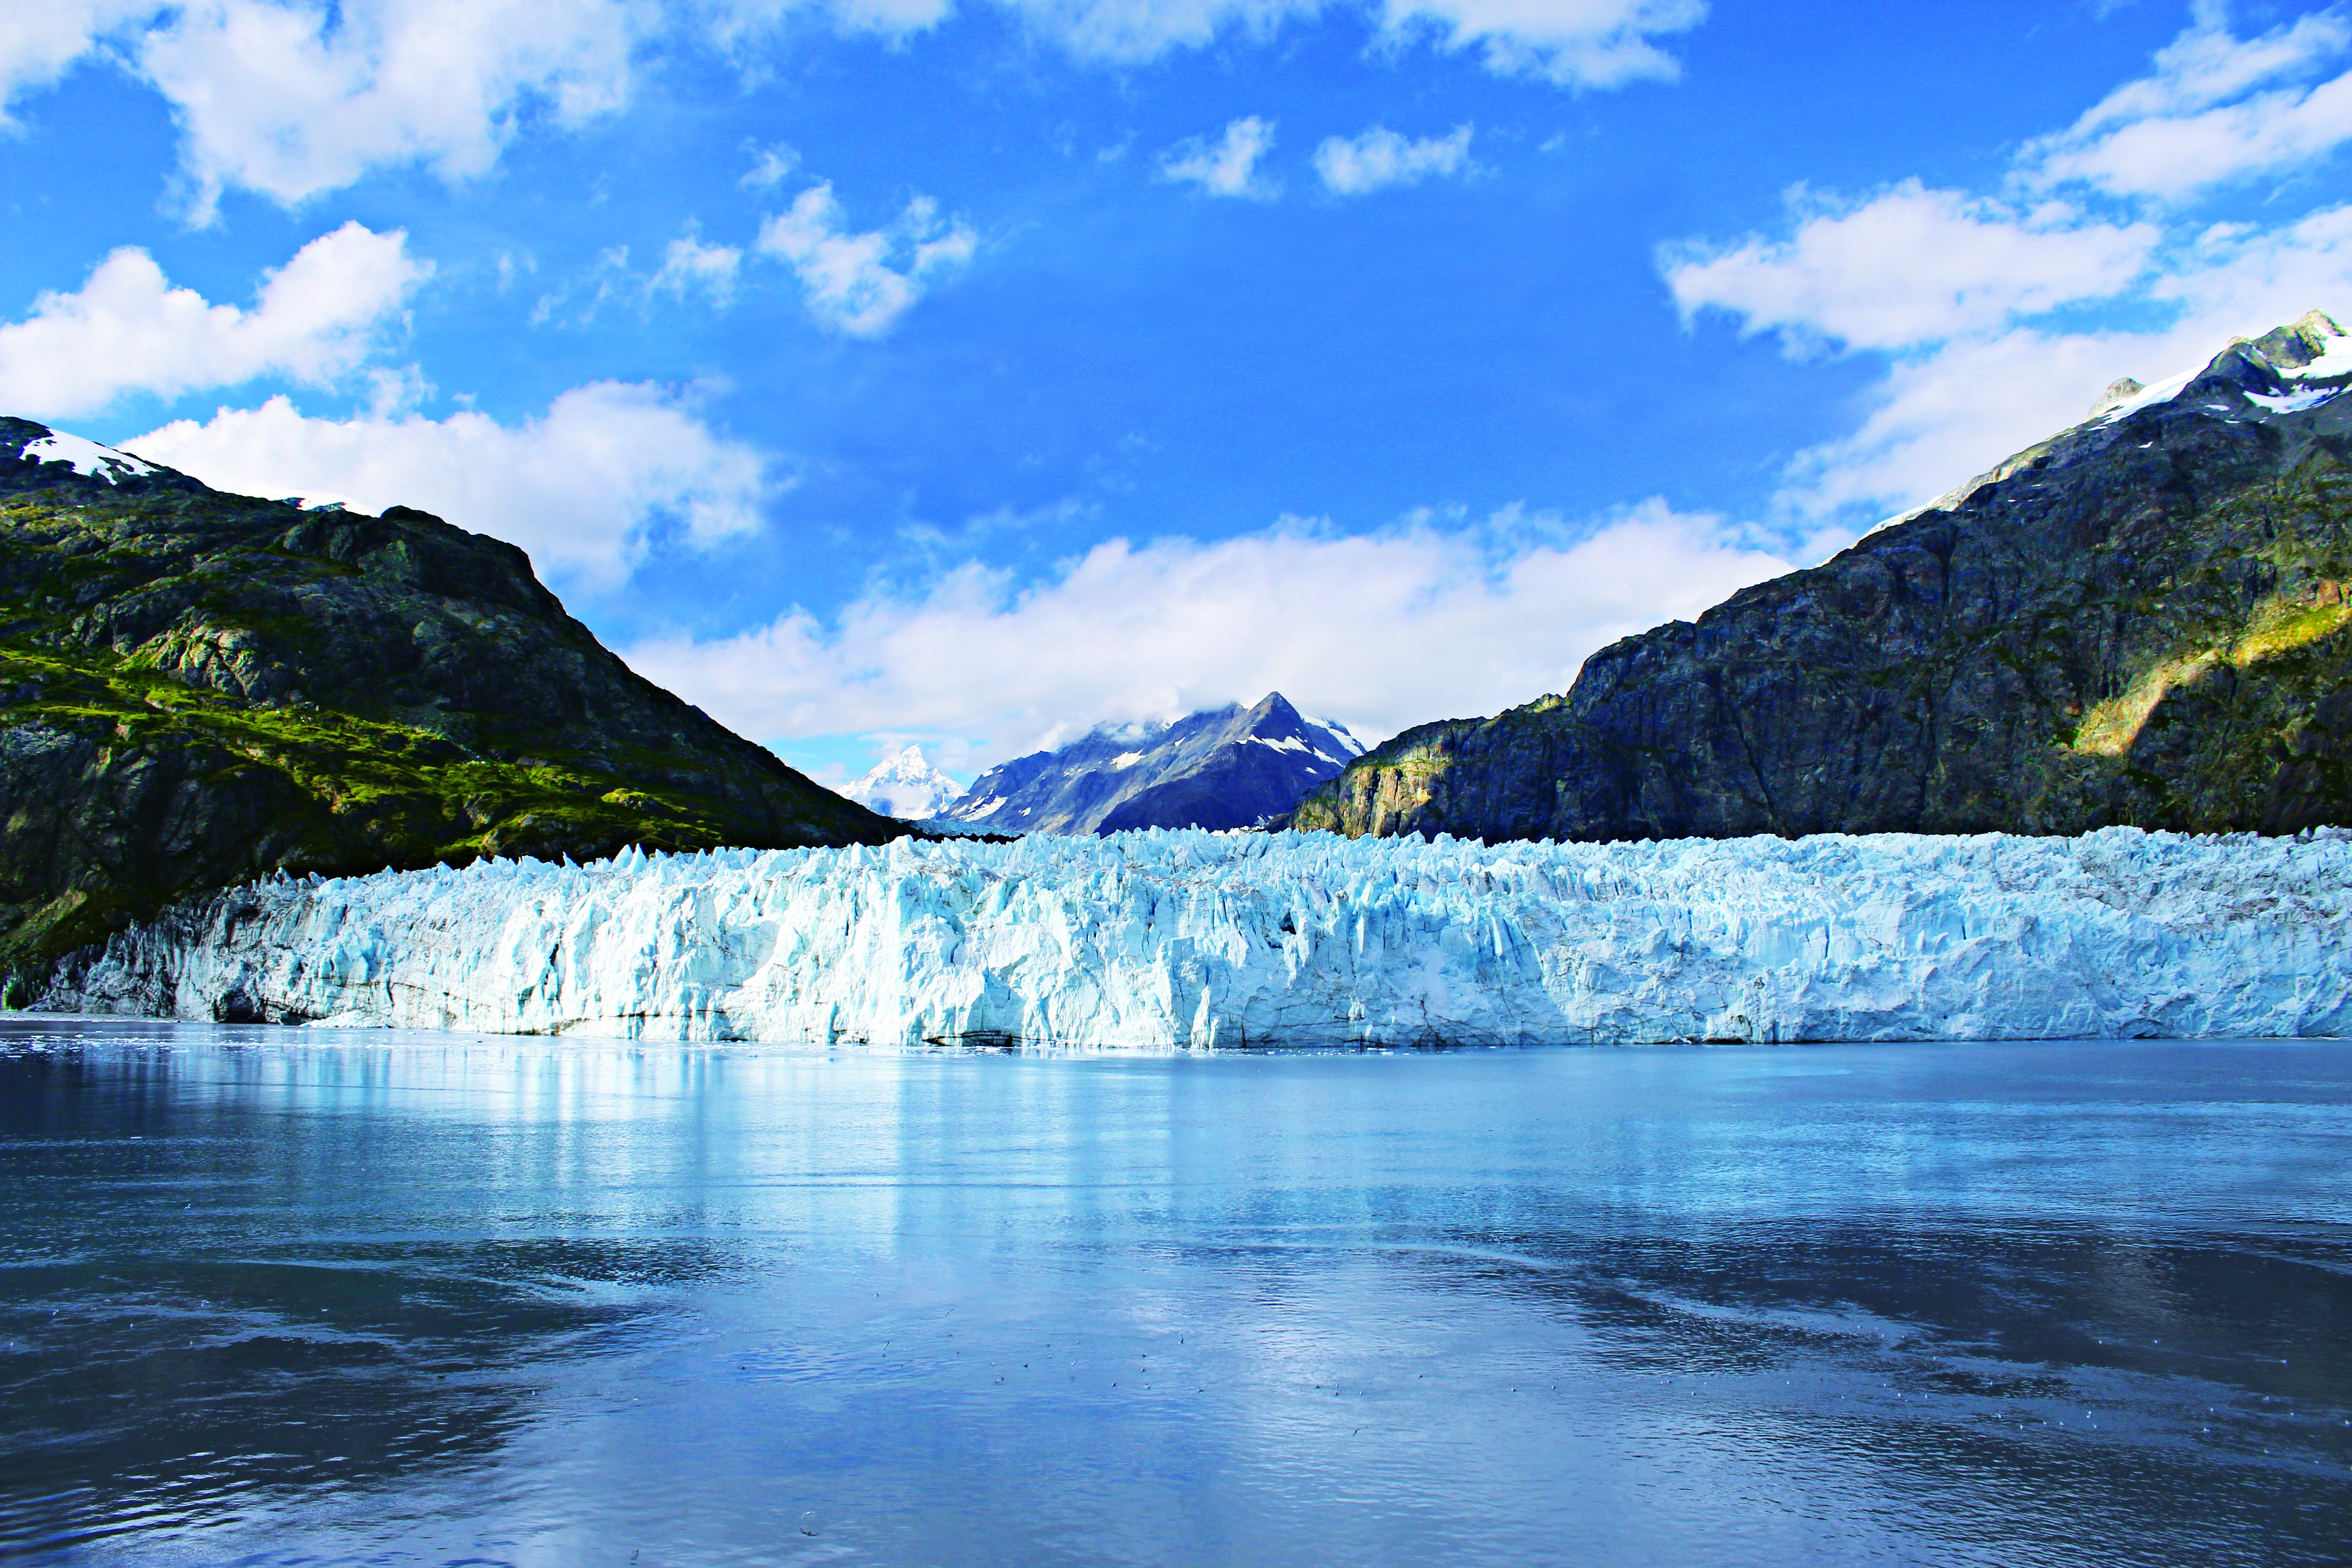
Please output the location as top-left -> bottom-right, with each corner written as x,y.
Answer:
44,827 -> 2352,1046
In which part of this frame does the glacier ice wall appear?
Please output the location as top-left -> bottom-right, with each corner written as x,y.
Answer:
40,827 -> 2352,1047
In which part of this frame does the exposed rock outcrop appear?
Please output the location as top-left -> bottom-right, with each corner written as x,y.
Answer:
1294,312 -> 2352,842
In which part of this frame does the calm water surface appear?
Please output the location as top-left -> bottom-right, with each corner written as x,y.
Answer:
0,1020 -> 2347,1566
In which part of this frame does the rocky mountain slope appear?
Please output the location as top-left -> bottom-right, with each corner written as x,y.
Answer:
943,693 -> 1362,834
0,420 -> 891,985
1294,312 -> 2352,843
839,744 -> 965,820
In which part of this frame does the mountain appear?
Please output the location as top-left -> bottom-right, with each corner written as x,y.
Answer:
1294,310 -> 2352,843
0,419 -> 892,985
943,693 -> 1363,834
840,744 -> 965,819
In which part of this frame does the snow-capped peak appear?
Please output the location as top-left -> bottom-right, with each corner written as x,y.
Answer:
20,429 -> 158,485
839,744 -> 966,821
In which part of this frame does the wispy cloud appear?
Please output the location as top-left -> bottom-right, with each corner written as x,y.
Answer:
1313,123 -> 1475,195
2018,1 -> 2352,201
651,231 -> 745,306
1159,116 -> 1279,200
1663,181 -> 2156,353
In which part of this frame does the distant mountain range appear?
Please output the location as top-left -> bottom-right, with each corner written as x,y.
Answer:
839,744 -> 965,820
940,693 -> 1362,835
1296,310 -> 2352,842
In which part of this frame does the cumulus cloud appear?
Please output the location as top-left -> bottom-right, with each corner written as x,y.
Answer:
1781,207 -> 2352,519
2020,2 -> 2352,201
1663,182 -> 2156,353
0,222 -> 427,420
756,181 -> 976,336
1373,0 -> 1704,88
13,0 -> 1700,212
622,501 -> 1792,760
1159,116 -> 1279,200
1313,123 -> 1474,195
0,0 -> 155,121
1661,5 -> 2352,524
135,0 -> 641,220
125,383 -> 773,589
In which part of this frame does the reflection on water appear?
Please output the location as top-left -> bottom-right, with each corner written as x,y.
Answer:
0,1019 -> 2347,1566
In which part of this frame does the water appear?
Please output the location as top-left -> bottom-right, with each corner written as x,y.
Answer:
1,1020 -> 2348,1566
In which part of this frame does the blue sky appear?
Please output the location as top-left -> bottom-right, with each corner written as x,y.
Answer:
5,1 -> 2350,785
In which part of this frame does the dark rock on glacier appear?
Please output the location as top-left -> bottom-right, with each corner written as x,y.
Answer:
0,418 -> 892,978
944,692 -> 1362,834
1293,312 -> 2352,842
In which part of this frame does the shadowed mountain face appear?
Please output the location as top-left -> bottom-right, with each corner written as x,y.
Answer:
944,693 -> 1363,835
0,419 -> 892,980
1295,312 -> 2352,843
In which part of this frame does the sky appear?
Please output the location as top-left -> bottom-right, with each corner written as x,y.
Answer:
4,0 -> 2351,786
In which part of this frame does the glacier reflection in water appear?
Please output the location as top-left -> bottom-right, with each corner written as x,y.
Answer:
0,1020 -> 2347,1566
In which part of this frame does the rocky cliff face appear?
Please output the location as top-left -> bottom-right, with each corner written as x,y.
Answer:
1294,313 -> 2352,843
0,420 -> 891,983
944,692 -> 1362,834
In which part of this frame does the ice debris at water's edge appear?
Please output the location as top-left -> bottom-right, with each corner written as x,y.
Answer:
40,827 -> 2352,1048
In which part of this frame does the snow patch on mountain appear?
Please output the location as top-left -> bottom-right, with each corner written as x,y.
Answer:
44,827 -> 2352,1048
21,431 -> 157,483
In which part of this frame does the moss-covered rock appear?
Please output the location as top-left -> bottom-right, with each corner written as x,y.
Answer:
0,417 -> 892,981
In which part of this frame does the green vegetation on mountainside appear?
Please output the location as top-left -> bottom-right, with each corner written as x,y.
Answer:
0,421 -> 890,986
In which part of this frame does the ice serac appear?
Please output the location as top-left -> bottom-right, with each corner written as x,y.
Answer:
840,744 -> 965,820
43,827 -> 2352,1047
1295,311 -> 2352,842
945,693 -> 1365,834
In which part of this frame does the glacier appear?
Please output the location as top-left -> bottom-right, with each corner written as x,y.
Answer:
39,827 -> 2352,1048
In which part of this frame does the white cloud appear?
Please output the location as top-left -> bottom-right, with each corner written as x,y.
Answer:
993,0 -> 1312,62
1659,10 -> 2352,520
1779,207 -> 2352,519
1662,182 -> 2156,353
739,138 -> 800,188
652,232 -> 744,304
1374,0 -> 1704,88
1313,123 -> 1473,195
622,502 -> 1791,760
0,0 -> 154,121
705,0 -> 956,44
14,0 -> 1697,212
124,382 -> 773,589
134,0 -> 642,220
1159,116 -> 1279,200
0,222 -> 427,420
2021,3 -> 2352,201
756,181 -> 977,336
